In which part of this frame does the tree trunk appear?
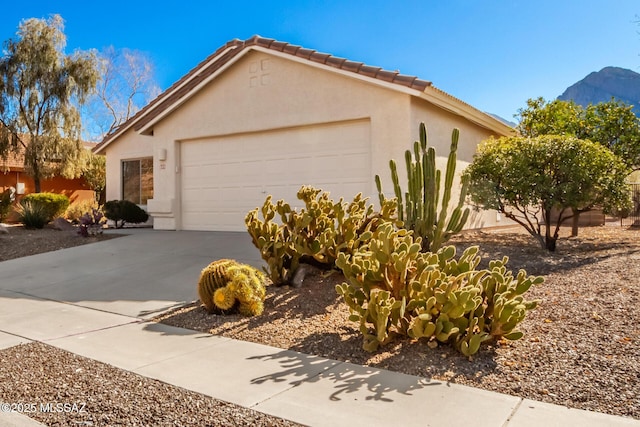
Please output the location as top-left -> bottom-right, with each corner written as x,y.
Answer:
545,235 -> 557,251
571,208 -> 580,237
34,177 -> 41,193
95,189 -> 106,205
544,208 -> 557,252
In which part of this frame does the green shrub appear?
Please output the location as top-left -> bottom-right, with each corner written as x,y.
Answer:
103,200 -> 149,228
335,223 -> 542,356
65,199 -> 99,223
0,189 -> 14,223
245,185 -> 398,285
17,199 -> 50,229
22,192 -> 69,222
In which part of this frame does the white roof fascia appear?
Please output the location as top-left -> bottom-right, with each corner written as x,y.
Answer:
419,87 -> 516,136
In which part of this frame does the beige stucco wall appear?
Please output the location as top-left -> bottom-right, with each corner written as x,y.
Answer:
407,97 -> 512,229
104,48 -> 511,231
104,128 -> 154,202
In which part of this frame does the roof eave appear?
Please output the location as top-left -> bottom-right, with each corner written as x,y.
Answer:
94,36 -> 514,153
253,46 -> 427,95
94,43 -> 243,154
419,86 -> 516,136
135,45 -> 433,135
134,47 -> 253,136
136,48 -> 516,140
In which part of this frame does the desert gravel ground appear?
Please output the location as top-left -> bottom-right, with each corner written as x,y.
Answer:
1,223 -> 639,424
0,224 -> 120,262
0,342 -> 301,427
158,225 -> 640,420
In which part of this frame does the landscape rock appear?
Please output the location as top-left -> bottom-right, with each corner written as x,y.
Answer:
52,217 -> 75,231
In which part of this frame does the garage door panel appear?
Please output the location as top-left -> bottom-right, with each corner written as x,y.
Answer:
198,167 -> 221,180
181,188 -> 203,200
181,120 -> 371,231
181,166 -> 202,182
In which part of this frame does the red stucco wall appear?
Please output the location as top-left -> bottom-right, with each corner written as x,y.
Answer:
0,171 -> 95,222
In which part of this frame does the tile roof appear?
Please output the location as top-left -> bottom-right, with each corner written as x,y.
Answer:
1,140 -> 97,172
0,151 -> 24,171
98,35 -> 433,148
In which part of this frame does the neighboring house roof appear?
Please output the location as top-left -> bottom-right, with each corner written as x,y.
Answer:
1,140 -> 97,172
95,35 -> 513,153
0,151 -> 24,171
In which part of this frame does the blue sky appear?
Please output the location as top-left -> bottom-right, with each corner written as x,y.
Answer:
1,1 -> 639,121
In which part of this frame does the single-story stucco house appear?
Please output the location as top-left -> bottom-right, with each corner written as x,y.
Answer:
95,35 -> 515,231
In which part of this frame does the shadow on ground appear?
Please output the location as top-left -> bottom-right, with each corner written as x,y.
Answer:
248,349 -> 437,403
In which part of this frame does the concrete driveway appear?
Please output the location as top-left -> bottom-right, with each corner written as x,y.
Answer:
0,229 -> 263,319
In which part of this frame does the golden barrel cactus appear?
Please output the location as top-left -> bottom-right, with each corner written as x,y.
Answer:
197,259 -> 267,316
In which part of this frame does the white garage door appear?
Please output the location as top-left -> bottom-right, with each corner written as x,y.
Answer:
180,120 -> 371,231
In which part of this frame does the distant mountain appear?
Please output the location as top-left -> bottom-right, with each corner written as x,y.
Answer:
558,66 -> 640,114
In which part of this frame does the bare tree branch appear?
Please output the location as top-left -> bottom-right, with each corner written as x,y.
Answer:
81,46 -> 160,141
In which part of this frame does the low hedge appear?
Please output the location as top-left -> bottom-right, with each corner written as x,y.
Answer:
22,193 -> 70,222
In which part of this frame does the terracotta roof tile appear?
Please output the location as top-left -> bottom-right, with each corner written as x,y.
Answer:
0,151 -> 24,170
270,41 -> 288,51
282,44 -> 301,55
295,47 -> 316,59
341,60 -> 363,73
358,65 -> 382,78
1,138 -> 94,170
99,35 -> 434,148
392,74 -> 418,86
375,69 -> 399,82
309,52 -> 331,64
325,56 -> 347,68
255,36 -> 275,48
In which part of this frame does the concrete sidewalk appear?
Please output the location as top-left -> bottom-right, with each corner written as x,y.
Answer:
0,231 -> 638,427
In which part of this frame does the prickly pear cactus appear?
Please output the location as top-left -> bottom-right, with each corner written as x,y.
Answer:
197,259 -> 267,316
245,197 -> 294,285
336,223 -> 542,355
245,185 -> 398,285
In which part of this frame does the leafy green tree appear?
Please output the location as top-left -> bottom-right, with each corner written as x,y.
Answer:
465,135 -> 630,252
516,97 -> 640,235
80,151 -> 106,204
517,97 -> 640,170
580,100 -> 640,169
516,97 -> 584,137
0,15 -> 99,192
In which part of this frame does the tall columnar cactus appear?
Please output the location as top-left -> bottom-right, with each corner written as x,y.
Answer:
375,123 -> 470,252
197,259 -> 267,316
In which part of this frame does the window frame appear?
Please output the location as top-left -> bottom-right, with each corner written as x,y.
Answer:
121,157 -> 153,206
